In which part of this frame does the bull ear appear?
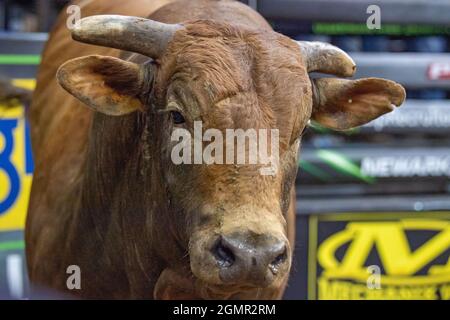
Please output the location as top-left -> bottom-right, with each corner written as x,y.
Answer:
57,55 -> 147,116
311,77 -> 406,130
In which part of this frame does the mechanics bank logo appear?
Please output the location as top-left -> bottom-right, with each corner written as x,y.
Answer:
316,219 -> 450,300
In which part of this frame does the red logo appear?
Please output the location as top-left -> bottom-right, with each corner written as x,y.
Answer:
428,62 -> 450,80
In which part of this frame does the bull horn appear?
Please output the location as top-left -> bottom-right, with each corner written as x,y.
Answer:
297,41 -> 356,77
72,15 -> 182,58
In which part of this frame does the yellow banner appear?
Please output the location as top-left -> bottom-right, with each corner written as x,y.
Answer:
0,79 -> 35,231
310,213 -> 450,300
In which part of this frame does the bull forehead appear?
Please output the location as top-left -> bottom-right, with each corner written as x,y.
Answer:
157,21 -> 312,144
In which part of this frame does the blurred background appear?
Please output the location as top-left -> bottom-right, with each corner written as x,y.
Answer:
0,0 -> 449,300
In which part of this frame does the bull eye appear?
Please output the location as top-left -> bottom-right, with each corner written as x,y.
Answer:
171,111 -> 185,124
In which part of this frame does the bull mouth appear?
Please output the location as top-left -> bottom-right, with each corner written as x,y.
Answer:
154,267 -> 280,300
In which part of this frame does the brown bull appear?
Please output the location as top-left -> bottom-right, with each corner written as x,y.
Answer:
25,0 -> 405,299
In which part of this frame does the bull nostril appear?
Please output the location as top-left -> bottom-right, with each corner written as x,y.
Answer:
212,237 -> 235,268
269,247 -> 287,275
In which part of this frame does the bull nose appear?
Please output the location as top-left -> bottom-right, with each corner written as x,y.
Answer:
211,233 -> 288,286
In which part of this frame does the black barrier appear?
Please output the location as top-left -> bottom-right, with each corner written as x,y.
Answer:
0,231 -> 27,299
0,32 -> 45,78
0,299 -> 447,319
361,100 -> 450,134
298,146 -> 450,195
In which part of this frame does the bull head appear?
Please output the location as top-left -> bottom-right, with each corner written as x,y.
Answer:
58,15 -> 405,128
57,15 -> 405,299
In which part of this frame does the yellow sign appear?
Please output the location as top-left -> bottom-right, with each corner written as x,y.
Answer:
310,213 -> 450,300
0,79 -> 35,231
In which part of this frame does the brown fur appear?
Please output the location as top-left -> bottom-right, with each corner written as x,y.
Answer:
26,0 -> 404,300
26,0 -> 303,300
26,0 -> 404,299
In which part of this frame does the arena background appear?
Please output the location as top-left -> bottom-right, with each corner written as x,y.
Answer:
0,0 -> 449,300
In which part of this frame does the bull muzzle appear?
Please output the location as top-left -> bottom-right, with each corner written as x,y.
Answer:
190,226 -> 291,289
211,232 -> 289,287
